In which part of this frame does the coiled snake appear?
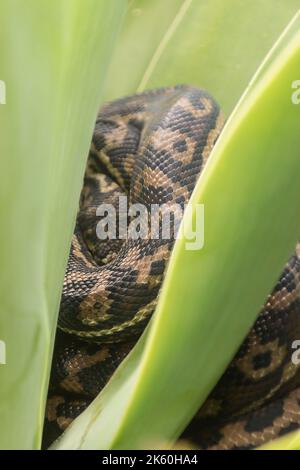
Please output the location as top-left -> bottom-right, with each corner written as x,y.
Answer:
44,85 -> 300,449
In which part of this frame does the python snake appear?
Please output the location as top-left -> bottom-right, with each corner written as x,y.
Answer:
44,85 -> 300,449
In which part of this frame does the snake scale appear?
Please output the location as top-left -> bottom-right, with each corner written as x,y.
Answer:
43,85 -> 300,449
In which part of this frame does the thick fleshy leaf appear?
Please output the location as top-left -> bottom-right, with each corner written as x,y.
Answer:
0,0 -> 125,450
104,0 -> 299,113
258,429 -> 300,450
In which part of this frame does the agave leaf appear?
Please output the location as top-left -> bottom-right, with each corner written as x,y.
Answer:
0,0 -> 125,450
104,0 -> 299,113
258,429 -> 300,450
52,11 -> 300,450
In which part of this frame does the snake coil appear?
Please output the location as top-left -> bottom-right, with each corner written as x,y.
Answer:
44,86 -> 300,450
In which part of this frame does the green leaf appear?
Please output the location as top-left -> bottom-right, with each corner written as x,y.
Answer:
104,0 -> 299,114
258,429 -> 300,450
0,0 -> 125,450
52,11 -> 300,450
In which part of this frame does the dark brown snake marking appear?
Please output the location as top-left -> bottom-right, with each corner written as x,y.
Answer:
43,85 -> 300,449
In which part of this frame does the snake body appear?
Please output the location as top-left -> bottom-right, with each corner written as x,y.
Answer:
44,85 -> 300,449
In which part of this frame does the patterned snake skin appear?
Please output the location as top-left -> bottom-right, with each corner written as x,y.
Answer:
43,85 -> 300,449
